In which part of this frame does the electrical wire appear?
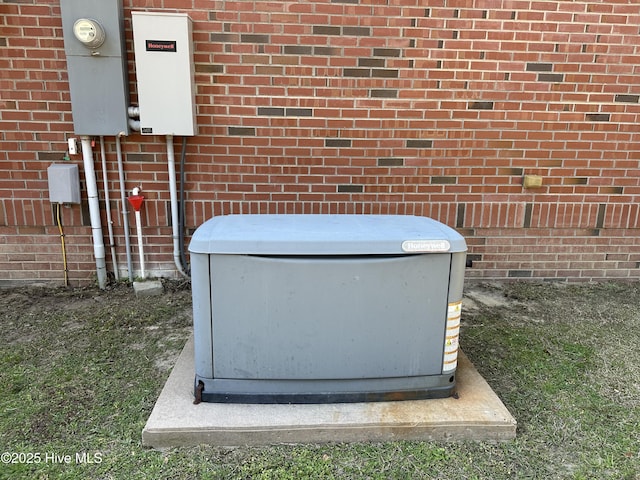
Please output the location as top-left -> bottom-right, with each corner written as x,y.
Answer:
56,203 -> 69,287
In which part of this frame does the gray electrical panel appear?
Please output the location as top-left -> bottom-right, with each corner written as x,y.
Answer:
60,0 -> 129,136
47,164 -> 81,204
189,214 -> 467,404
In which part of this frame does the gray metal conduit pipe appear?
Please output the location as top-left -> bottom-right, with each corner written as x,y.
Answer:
99,136 -> 119,281
115,133 -> 133,280
179,136 -> 190,275
166,134 -> 188,278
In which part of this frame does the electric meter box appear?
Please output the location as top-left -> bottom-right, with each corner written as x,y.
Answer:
47,164 -> 81,204
132,12 -> 197,136
60,0 -> 130,136
189,214 -> 467,404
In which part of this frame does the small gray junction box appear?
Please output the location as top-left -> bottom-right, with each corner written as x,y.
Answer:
189,214 -> 467,404
47,164 -> 81,204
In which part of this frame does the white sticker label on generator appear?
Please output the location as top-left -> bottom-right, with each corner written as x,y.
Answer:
443,300 -> 462,372
401,239 -> 451,253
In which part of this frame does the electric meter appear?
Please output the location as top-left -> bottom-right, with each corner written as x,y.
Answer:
73,18 -> 106,49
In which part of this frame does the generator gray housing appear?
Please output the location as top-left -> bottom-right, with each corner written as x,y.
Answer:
189,214 -> 467,404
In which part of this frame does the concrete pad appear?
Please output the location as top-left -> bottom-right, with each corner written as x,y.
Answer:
133,280 -> 163,297
142,337 -> 516,448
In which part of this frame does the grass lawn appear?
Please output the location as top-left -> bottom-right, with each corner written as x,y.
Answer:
0,280 -> 638,479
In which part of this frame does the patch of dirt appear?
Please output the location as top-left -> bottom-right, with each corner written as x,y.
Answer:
0,280 -> 192,345
462,280 -> 640,409
464,284 -> 514,310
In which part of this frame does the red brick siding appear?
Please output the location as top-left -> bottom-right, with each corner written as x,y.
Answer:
1,0 -> 640,285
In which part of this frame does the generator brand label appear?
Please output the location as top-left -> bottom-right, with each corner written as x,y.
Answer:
442,300 -> 462,372
401,239 -> 450,253
146,40 -> 177,52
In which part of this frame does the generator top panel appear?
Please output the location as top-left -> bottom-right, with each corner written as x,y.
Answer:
188,214 -> 467,256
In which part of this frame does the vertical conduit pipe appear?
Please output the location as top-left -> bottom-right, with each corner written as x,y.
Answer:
80,136 -> 107,289
166,135 -> 188,277
115,134 -> 133,280
99,137 -> 119,281
178,136 -> 190,275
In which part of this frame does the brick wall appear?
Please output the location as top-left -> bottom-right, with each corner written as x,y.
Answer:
1,0 -> 640,286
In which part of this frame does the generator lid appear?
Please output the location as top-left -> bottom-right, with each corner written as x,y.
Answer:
189,214 -> 467,255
